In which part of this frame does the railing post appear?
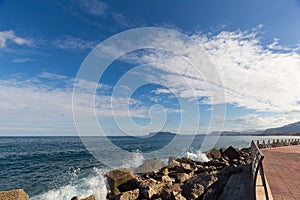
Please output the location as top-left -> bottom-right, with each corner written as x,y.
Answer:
259,163 -> 269,200
251,140 -> 269,200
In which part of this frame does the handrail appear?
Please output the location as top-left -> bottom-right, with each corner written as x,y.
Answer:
251,140 -> 269,200
251,138 -> 299,199
257,138 -> 300,149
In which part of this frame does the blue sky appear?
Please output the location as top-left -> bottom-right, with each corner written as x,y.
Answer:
1,0 -> 300,136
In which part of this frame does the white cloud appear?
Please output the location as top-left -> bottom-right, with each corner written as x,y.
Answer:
54,35 -> 97,51
78,0 -> 107,16
2,26 -> 300,135
120,26 -> 300,114
12,57 -> 32,63
112,13 -> 132,27
38,72 -> 72,80
224,114 -> 300,131
0,73 -> 142,118
0,30 -> 32,48
0,73 -> 178,135
197,28 -> 300,113
153,88 -> 172,95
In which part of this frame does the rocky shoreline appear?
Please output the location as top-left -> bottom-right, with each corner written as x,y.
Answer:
106,146 -> 252,200
0,146 -> 252,200
2,139 -> 300,200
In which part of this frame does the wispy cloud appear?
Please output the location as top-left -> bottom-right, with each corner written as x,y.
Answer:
38,71 -> 74,80
54,35 -> 98,51
0,73 -> 176,135
0,30 -> 33,48
198,27 -> 300,113
2,26 -> 300,135
12,57 -> 32,63
78,0 -> 107,16
112,13 -> 133,28
119,26 -> 300,114
224,114 -> 300,131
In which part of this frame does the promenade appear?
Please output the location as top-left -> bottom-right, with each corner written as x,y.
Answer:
261,145 -> 300,200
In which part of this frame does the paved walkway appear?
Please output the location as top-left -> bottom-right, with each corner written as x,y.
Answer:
261,145 -> 300,200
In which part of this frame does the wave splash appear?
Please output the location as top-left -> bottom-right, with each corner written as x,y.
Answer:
121,150 -> 144,168
184,149 -> 209,162
29,150 -> 207,200
30,167 -> 107,200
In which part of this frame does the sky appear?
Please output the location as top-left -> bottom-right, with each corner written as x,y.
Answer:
1,0 -> 300,136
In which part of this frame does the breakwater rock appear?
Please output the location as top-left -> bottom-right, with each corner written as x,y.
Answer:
0,189 -> 29,200
106,146 -> 252,200
0,189 -> 95,200
71,195 -> 96,200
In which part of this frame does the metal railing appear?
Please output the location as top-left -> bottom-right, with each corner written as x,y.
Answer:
251,140 -> 269,200
257,138 -> 300,149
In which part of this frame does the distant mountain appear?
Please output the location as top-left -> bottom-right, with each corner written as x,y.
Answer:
263,121 -> 300,134
147,122 -> 300,137
148,131 -> 177,137
210,121 -> 300,136
210,131 -> 240,135
240,129 -> 264,134
210,129 -> 263,136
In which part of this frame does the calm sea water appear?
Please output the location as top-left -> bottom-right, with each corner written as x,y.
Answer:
0,135 -> 299,200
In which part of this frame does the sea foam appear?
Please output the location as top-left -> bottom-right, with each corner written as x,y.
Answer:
121,150 -> 145,168
184,149 -> 209,162
30,167 -> 107,200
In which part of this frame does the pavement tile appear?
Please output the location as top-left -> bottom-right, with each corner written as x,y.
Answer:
262,145 -> 300,200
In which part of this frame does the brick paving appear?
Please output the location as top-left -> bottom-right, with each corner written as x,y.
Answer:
261,146 -> 300,200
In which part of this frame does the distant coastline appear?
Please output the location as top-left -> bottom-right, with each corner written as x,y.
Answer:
147,131 -> 300,137
210,131 -> 300,136
148,131 -> 177,137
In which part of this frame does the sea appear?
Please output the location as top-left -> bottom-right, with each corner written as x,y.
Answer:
0,135 -> 299,200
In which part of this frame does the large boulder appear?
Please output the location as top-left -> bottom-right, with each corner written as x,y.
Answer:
117,179 -> 139,192
139,178 -> 165,199
180,163 -> 192,172
161,175 -> 175,183
157,184 -> 182,199
117,189 -> 139,200
82,195 -> 95,200
0,189 -> 29,200
174,193 -> 187,200
167,160 -> 193,174
202,172 -> 230,200
167,160 -> 181,170
223,146 -> 240,160
182,173 -> 218,200
106,168 -> 135,194
206,148 -> 222,160
175,158 -> 194,165
170,172 -> 191,183
139,185 -> 155,199
134,158 -> 166,173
